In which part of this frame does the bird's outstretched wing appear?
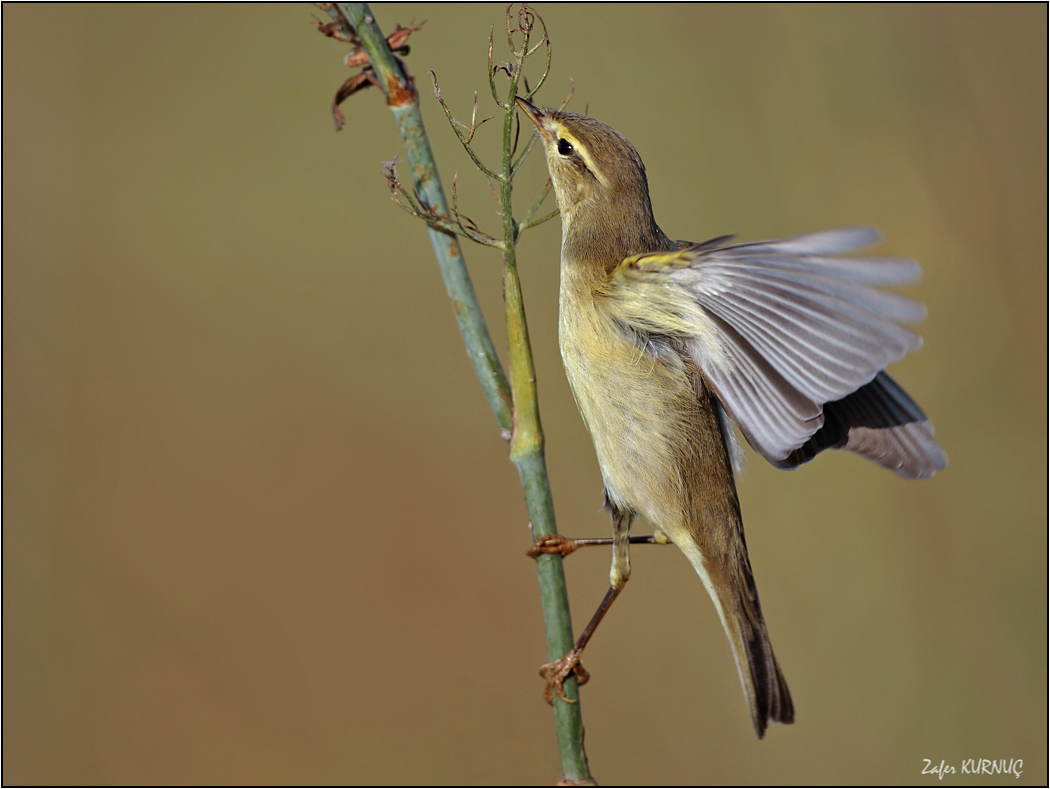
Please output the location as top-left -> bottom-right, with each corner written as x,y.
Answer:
603,227 -> 947,478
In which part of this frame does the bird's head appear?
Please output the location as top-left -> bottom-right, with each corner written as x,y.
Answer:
515,97 -> 654,229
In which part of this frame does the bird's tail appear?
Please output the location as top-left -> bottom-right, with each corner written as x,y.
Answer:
677,536 -> 794,738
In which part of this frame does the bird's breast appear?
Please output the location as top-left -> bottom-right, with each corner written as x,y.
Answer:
557,261 -> 733,536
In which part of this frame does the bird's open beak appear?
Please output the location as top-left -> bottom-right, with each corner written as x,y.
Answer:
515,96 -> 550,141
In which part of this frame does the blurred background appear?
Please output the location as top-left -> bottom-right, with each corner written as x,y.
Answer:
4,4 -> 1046,785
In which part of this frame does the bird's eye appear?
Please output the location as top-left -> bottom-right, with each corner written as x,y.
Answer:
557,138 -> 573,156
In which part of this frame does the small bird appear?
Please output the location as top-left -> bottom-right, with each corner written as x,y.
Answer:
516,97 -> 947,739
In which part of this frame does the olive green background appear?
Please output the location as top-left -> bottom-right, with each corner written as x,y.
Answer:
4,4 -> 1046,785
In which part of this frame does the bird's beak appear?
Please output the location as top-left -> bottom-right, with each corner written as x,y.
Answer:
515,96 -> 550,141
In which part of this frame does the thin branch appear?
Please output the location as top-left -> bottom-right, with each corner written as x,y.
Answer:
383,161 -> 500,246
511,126 -> 542,176
522,10 -> 551,96
484,174 -> 501,205
510,111 -> 521,159
487,27 -> 508,110
505,4 -> 517,55
518,207 -> 560,233
519,178 -> 554,227
467,92 -> 486,143
487,8 -> 591,777
431,71 -> 501,181
559,78 -> 576,110
450,174 -> 502,246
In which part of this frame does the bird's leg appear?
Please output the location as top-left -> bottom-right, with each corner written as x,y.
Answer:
538,585 -> 618,703
537,505 -> 636,704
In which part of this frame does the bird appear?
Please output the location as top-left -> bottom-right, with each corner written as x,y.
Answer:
515,96 -> 947,739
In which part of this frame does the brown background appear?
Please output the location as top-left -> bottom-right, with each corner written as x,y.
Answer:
4,4 -> 1046,785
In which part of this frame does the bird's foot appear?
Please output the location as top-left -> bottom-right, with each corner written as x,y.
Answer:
528,534 -> 584,558
528,534 -> 670,558
539,651 -> 590,705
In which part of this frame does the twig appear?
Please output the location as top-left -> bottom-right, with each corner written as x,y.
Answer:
431,72 -> 501,181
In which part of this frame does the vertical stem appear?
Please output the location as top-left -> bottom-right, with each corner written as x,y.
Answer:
505,256 -> 590,780
497,19 -> 590,783
338,3 -> 513,432
336,4 -> 592,783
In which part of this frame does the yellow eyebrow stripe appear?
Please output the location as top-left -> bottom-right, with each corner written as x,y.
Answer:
550,124 -> 607,187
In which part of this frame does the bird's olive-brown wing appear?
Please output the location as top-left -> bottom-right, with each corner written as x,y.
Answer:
604,227 -> 946,478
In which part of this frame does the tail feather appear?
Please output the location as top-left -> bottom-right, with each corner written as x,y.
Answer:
729,598 -> 794,738
678,539 -> 793,738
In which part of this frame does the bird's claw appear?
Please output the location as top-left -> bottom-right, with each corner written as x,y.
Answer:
539,653 -> 590,704
528,535 -> 581,558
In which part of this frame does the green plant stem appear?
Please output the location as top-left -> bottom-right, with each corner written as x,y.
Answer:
336,4 -> 592,783
336,3 -> 512,431
493,26 -> 590,780
503,246 -> 590,780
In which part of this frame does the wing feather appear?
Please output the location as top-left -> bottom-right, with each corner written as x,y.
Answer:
606,228 -> 946,475
776,372 -> 947,478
